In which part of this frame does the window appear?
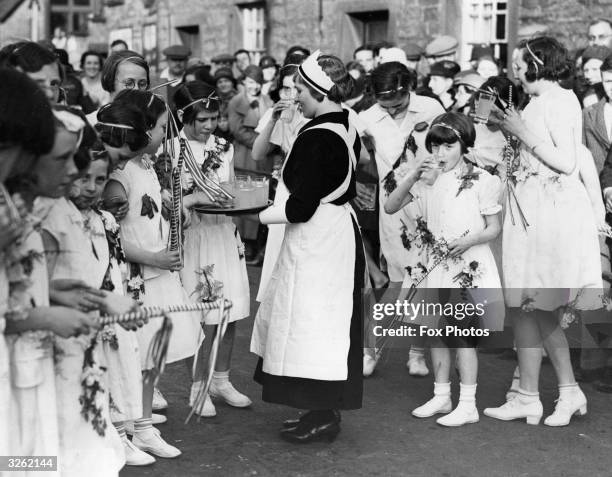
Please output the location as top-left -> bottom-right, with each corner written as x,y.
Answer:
239,3 -> 266,57
50,0 -> 95,36
462,1 -> 510,65
143,23 -> 158,68
348,10 -> 389,45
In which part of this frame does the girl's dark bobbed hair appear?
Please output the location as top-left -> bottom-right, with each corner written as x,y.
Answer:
95,101 -> 150,152
173,80 -> 220,125
370,61 -> 415,100
425,112 -> 476,154
519,36 -> 572,83
0,41 -> 58,73
0,68 -> 55,155
112,89 -> 167,130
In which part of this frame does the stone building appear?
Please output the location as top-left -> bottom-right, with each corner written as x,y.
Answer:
2,0 -> 612,71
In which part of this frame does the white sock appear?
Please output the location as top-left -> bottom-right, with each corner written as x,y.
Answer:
558,383 -> 579,398
458,383 -> 477,406
517,387 -> 539,403
212,370 -> 230,383
409,348 -> 425,360
433,381 -> 451,397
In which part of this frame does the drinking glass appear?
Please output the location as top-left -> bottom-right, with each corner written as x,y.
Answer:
473,91 -> 496,124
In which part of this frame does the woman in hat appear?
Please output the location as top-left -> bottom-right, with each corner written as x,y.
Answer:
227,65 -> 273,261
251,51 -> 365,443
259,55 -> 279,96
428,60 -> 461,110
214,67 -> 238,141
580,45 -> 611,108
484,36 -> 601,427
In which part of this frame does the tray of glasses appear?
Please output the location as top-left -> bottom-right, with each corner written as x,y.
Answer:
193,199 -> 272,216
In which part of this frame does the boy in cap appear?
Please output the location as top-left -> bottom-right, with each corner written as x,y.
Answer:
428,60 -> 460,110
425,35 -> 458,64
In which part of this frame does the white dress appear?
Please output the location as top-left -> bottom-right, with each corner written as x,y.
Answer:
41,198 -> 124,477
0,259 -> 11,458
503,86 -> 603,310
6,219 -> 59,474
254,109 -> 309,302
43,198 -> 142,424
405,164 -> 505,331
109,157 -> 203,368
359,96 -> 445,281
175,133 -> 250,323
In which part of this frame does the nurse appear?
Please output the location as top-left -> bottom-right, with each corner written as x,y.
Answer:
251,51 -> 365,444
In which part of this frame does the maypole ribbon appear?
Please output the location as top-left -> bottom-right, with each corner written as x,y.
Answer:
186,292 -> 231,424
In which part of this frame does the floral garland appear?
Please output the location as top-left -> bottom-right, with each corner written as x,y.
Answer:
193,265 -> 224,302
405,262 -> 428,285
95,210 -> 125,265
79,338 -> 108,437
456,162 -> 481,197
127,262 -> 145,303
452,261 -> 484,289
382,134 -> 418,196
201,136 -> 231,179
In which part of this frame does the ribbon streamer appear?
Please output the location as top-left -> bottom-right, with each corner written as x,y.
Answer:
185,293 -> 231,424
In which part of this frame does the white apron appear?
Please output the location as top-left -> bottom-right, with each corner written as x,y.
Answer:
251,121 -> 359,381
256,179 -> 289,302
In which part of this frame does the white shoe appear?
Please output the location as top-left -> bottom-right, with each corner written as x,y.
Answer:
210,380 -> 252,407
437,404 -> 479,427
192,393 -> 217,417
152,413 -> 167,425
123,436 -> 156,466
543,388 -> 587,427
412,395 -> 452,418
132,428 -> 181,458
152,387 -> 168,411
363,354 -> 379,377
407,355 -> 429,377
483,395 -> 543,425
189,381 -> 203,408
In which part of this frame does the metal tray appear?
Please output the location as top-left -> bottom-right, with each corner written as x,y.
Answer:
192,200 -> 272,216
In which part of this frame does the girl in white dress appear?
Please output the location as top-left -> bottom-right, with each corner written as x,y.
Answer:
101,93 -> 203,458
172,81 -> 251,417
484,37 -> 602,426
252,63 -> 309,302
3,105 -> 99,475
359,62 -> 445,376
56,149 -> 152,467
386,112 -> 503,427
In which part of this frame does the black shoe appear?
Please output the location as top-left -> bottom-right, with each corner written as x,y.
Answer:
282,410 -> 341,429
245,249 -> 264,266
280,420 -> 340,443
594,367 -> 612,393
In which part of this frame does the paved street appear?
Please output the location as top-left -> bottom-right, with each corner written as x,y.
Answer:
122,266 -> 612,477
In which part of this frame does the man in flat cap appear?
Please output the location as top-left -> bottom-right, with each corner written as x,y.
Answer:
425,35 -> 458,64
428,60 -> 461,110
211,53 -> 236,74
151,44 -> 191,112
